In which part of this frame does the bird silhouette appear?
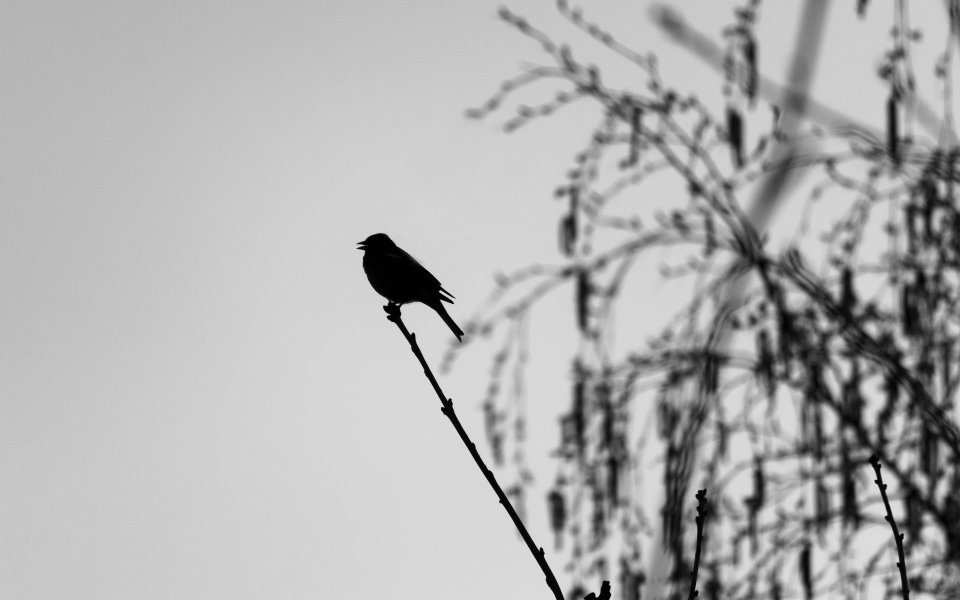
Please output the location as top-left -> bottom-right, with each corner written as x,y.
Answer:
358,233 -> 464,341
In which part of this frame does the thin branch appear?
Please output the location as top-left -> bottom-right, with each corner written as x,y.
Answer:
868,454 -> 910,600
382,302 -> 568,600
688,489 -> 709,600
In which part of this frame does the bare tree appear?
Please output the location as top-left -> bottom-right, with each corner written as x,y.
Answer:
450,2 -> 960,598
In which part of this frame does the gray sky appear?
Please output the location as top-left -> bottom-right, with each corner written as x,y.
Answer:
0,2 -> 591,598
0,2 -> 947,599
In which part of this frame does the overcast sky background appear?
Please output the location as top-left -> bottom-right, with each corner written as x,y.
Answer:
0,2 -> 950,599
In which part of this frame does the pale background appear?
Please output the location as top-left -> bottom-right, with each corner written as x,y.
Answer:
0,2 -> 944,599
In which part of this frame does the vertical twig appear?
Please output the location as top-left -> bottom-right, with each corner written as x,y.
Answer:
382,303 -> 572,600
584,580 -> 611,600
868,454 -> 910,600
688,489 -> 708,600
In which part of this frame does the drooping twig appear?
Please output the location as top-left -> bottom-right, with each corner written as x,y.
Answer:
382,303 -> 573,600
687,489 -> 708,600
868,454 -> 910,600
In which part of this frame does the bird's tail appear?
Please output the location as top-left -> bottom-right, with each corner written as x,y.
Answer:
432,302 -> 464,342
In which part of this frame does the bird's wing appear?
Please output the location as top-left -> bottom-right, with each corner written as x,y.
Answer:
391,246 -> 456,303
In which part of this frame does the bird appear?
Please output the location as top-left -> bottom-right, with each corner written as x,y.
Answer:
358,233 -> 464,341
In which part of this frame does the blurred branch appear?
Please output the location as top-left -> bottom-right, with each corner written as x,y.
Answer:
649,3 -> 867,134
646,2 -> 830,596
649,2 -> 953,142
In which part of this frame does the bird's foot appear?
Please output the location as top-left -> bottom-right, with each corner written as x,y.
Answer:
383,302 -> 402,319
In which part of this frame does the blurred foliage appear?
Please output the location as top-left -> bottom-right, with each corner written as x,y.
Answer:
451,1 -> 960,598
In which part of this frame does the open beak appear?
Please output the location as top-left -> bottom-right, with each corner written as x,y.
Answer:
356,241 -> 367,250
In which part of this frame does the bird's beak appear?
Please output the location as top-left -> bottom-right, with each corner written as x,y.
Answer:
356,241 -> 367,250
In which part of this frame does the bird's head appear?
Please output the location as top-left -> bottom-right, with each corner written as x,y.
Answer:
357,233 -> 396,252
